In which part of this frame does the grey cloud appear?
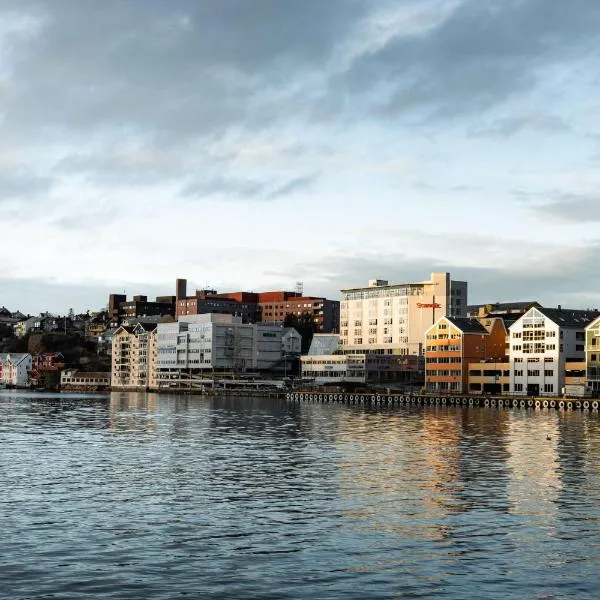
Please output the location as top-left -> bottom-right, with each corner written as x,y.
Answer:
181,173 -> 316,201
522,193 -> 600,223
333,0 -> 600,122
468,113 -> 570,137
0,170 -> 53,202
0,0 -> 370,144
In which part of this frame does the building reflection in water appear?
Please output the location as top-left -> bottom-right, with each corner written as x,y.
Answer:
331,405 -> 519,564
109,391 -> 158,433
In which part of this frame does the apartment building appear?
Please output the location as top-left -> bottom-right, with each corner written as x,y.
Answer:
156,313 -> 284,388
340,272 -> 467,356
508,306 -> 599,397
0,353 -> 32,387
424,316 -> 507,393
585,316 -> 600,395
111,323 -> 158,390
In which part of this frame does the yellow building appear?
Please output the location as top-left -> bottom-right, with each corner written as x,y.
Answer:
111,323 -> 157,390
586,316 -> 600,395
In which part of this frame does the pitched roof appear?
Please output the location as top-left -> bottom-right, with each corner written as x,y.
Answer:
537,307 -> 600,328
445,317 -> 488,334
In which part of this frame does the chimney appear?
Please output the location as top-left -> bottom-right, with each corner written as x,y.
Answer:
558,305 -> 562,311
176,278 -> 187,301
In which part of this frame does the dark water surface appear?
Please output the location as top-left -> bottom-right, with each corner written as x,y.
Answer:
2,391 -> 600,599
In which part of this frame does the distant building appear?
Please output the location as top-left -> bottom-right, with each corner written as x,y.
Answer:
424,317 -> 507,394
585,316 -> 600,396
508,306 -> 600,397
174,278 -> 339,332
108,293 -> 174,327
258,292 -> 340,333
175,279 -> 260,322
0,353 -> 33,387
467,301 -> 541,322
340,272 -> 467,356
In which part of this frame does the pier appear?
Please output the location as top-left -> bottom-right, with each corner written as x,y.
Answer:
285,391 -> 600,411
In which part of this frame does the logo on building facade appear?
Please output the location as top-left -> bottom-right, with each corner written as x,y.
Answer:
417,302 -> 442,309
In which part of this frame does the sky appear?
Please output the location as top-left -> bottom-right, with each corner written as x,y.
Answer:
1,0 -> 600,315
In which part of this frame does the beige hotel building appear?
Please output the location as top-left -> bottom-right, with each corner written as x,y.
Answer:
340,272 -> 467,356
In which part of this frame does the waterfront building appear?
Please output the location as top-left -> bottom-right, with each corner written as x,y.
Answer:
585,316 -> 600,395
467,358 -> 510,394
340,272 -> 467,356
301,353 -> 422,385
111,323 -> 158,390
60,370 -> 111,390
155,314 -> 284,388
508,307 -> 599,397
0,353 -> 32,387
301,333 -> 421,386
29,353 -> 65,387
424,317 -> 507,393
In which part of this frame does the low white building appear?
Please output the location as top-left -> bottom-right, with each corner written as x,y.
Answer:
508,307 -> 599,396
301,334 -> 421,385
156,314 -> 285,387
60,369 -> 111,389
0,353 -> 32,387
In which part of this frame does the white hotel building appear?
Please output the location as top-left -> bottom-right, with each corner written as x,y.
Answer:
340,272 -> 467,356
508,306 -> 599,396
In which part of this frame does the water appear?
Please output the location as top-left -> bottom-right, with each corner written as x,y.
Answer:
2,391 -> 600,599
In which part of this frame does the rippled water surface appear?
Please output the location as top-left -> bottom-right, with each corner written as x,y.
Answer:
2,391 -> 600,599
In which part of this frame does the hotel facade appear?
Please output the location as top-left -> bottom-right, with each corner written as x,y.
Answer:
340,272 -> 467,356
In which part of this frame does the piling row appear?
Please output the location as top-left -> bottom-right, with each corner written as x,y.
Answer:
285,392 -> 599,411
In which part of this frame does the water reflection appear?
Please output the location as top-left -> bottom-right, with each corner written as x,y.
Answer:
2,394 -> 600,599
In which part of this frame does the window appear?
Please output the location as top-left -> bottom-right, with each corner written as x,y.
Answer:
527,369 -> 540,377
576,345 -> 584,352
514,370 -> 523,377
515,383 -> 523,392
513,345 -> 522,351
544,370 -> 554,376
544,384 -> 554,393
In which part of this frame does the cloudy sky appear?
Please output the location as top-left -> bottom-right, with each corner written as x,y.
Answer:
1,0 -> 600,314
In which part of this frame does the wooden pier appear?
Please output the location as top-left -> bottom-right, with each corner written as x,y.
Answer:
285,391 -> 599,411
